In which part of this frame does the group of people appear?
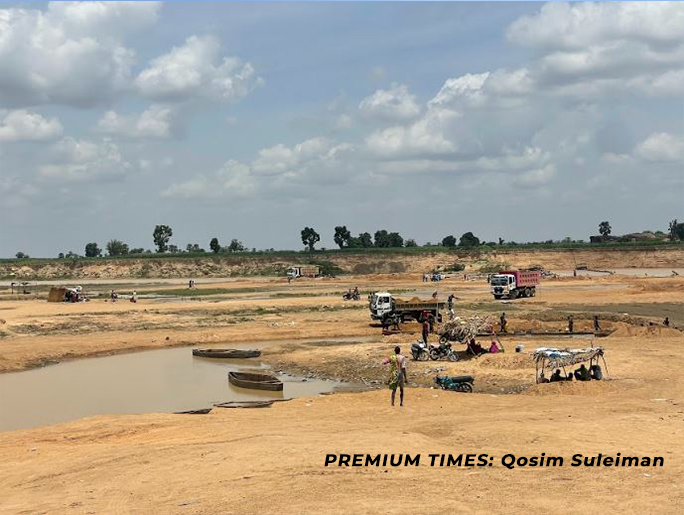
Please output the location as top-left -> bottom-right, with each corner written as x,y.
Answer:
540,363 -> 603,383
467,338 -> 500,356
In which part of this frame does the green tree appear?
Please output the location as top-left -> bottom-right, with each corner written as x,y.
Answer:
442,235 -> 457,247
153,224 -> 173,253
210,238 -> 220,254
129,248 -> 145,254
405,239 -> 417,247
84,242 -> 101,257
168,244 -> 179,253
598,221 -> 612,239
106,239 -> 129,256
374,230 -> 390,247
357,232 -> 373,247
669,219 -> 684,241
301,227 -> 320,251
459,232 -> 480,247
58,252 -> 65,259
388,232 -> 403,247
228,239 -> 245,252
333,226 -> 351,249
15,252 -> 29,259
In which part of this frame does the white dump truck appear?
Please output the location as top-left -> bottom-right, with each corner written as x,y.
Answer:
369,292 -> 445,323
286,265 -> 321,279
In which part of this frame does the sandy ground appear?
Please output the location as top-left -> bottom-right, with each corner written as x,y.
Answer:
0,271 -> 683,513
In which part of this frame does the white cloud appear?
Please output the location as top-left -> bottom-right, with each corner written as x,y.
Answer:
161,137 -> 354,198
634,132 -> 684,163
359,83 -> 420,120
161,160 -> 257,199
475,147 -> 550,171
38,137 -> 132,181
135,35 -> 263,102
96,105 -> 178,138
365,108 -> 457,157
428,73 -> 489,109
0,2 -> 161,107
507,2 -> 684,49
512,164 -> 556,187
0,109 -> 63,142
251,137 -> 352,177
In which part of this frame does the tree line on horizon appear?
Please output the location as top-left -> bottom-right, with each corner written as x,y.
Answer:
11,219 -> 684,259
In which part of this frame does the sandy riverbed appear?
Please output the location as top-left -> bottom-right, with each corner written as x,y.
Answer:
0,271 -> 683,513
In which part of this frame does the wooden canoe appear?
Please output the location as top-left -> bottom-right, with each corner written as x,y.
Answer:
228,371 -> 283,391
192,348 -> 261,359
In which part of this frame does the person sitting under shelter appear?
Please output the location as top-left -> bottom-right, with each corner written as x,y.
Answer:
574,364 -> 591,381
538,371 -> 549,383
550,369 -> 564,382
590,364 -> 603,381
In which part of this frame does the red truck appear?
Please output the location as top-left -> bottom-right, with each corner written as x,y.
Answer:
490,270 -> 541,299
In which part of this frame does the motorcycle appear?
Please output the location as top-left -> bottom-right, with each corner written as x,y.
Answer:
434,375 -> 474,393
343,291 -> 361,301
429,342 -> 459,362
411,341 -> 430,361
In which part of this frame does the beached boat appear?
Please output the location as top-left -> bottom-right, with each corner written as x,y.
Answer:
228,371 -> 283,391
192,348 -> 261,359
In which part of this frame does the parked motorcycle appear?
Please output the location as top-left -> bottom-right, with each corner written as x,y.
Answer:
343,291 -> 361,301
429,342 -> 459,362
434,375 -> 474,393
411,341 -> 430,361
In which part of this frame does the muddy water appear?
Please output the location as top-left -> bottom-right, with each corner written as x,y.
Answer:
0,345 -> 341,432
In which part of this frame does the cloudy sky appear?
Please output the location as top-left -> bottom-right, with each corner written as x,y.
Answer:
0,1 -> 682,257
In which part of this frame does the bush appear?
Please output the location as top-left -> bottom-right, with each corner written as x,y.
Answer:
444,262 -> 465,272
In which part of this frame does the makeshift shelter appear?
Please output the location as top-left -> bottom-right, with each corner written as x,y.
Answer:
533,347 -> 608,383
440,315 -> 493,343
48,287 -> 68,302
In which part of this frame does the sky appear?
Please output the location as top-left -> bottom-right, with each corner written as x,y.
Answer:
0,1 -> 682,257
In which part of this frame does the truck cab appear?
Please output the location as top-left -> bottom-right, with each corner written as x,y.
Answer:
286,267 -> 301,279
369,292 -> 394,319
491,274 -> 515,299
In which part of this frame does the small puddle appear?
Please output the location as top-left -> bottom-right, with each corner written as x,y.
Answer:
0,344 -> 343,432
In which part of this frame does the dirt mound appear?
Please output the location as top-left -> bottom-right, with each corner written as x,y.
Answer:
525,380 -> 619,396
609,324 -> 681,338
477,353 -> 535,370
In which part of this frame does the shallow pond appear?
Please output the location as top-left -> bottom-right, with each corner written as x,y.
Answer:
0,344 -> 342,432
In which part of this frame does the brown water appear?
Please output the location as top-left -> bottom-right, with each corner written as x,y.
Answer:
0,345 -> 341,432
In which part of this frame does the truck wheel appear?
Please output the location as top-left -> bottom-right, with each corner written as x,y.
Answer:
530,288 -> 536,297
524,287 -> 531,297
510,290 -> 518,299
493,295 -> 502,300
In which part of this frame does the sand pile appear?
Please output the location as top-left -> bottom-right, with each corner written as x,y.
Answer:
609,324 -> 681,338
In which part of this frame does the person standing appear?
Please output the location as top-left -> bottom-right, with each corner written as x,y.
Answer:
447,294 -> 455,319
422,318 -> 430,344
593,315 -> 601,332
500,312 -> 508,333
663,317 -> 670,327
383,346 -> 407,406
568,315 -> 574,333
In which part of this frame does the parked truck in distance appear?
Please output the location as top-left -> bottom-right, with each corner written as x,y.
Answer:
287,265 -> 320,279
369,292 -> 445,323
490,270 -> 541,299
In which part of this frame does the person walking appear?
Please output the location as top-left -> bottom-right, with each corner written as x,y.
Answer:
383,346 -> 407,406
593,315 -> 601,332
500,312 -> 508,333
663,317 -> 670,327
568,315 -> 574,333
